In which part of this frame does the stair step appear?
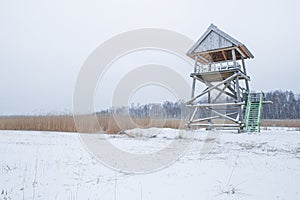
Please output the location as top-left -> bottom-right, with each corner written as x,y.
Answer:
245,92 -> 264,133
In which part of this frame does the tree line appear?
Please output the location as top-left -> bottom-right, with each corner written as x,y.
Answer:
263,90 -> 300,119
98,90 -> 300,120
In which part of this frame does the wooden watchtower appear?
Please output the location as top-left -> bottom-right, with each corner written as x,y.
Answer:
186,24 -> 254,132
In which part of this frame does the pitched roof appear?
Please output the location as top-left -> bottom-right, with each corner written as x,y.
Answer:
187,24 -> 254,60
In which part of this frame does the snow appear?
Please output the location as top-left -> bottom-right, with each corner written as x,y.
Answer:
0,128 -> 300,200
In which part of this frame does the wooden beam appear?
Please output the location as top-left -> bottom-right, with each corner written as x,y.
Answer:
190,111 -> 238,123
263,101 -> 273,104
235,47 -> 246,58
191,46 -> 235,56
198,55 -> 210,63
191,55 -> 198,98
191,75 -> 237,99
187,73 -> 238,104
188,124 -> 241,127
231,48 -> 243,123
235,77 -> 243,121
239,45 -> 254,59
188,107 -> 198,123
208,86 -> 212,123
241,57 -> 247,74
222,50 -> 227,60
241,57 -> 249,91
237,72 -> 250,81
186,102 -> 245,107
212,84 -> 227,103
224,83 -> 237,99
191,115 -> 222,123
232,49 -> 237,69
208,109 -> 239,123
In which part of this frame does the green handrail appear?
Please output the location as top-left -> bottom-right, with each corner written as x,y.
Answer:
244,92 -> 263,133
257,92 -> 263,132
244,92 -> 251,131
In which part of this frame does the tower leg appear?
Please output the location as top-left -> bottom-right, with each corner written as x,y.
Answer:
232,49 -> 243,131
207,91 -> 212,126
191,56 -> 198,98
191,78 -> 196,98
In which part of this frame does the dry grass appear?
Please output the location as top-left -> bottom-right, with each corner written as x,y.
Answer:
0,115 -> 299,134
0,115 -> 186,134
261,119 -> 300,128
0,115 -> 76,132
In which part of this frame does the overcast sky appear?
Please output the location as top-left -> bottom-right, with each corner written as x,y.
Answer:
0,0 -> 299,115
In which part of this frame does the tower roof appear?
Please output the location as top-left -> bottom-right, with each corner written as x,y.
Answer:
187,24 -> 254,64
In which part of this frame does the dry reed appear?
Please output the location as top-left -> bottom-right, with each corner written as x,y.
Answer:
0,115 -> 186,134
0,115 -> 299,134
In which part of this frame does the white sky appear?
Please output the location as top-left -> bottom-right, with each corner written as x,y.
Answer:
0,0 -> 299,115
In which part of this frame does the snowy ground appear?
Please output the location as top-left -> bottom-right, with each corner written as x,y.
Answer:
0,128 -> 300,200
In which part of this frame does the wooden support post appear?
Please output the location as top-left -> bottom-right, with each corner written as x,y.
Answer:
232,49 -> 237,69
208,88 -> 212,124
208,61 -> 212,123
241,57 -> 246,74
235,77 -> 243,121
232,49 -> 243,124
242,57 -> 249,92
191,55 -> 198,98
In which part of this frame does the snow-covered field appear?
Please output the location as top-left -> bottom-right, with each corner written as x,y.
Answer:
1,128 -> 300,200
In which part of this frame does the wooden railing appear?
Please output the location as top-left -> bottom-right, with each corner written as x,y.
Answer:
196,61 -> 241,73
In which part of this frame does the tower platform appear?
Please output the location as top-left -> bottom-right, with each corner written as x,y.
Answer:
191,68 -> 249,83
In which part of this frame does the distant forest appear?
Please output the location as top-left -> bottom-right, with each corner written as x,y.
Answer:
98,90 -> 300,120
263,91 -> 300,119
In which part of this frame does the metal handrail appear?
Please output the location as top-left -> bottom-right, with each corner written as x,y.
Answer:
244,92 -> 251,130
257,92 -> 263,132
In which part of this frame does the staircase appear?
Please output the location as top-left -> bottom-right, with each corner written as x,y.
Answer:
244,92 -> 263,132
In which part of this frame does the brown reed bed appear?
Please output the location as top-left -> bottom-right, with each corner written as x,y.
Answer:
0,114 -> 186,134
0,115 -> 299,134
